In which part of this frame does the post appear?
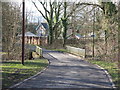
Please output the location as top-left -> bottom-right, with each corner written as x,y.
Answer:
22,0 -> 25,65
92,7 -> 95,58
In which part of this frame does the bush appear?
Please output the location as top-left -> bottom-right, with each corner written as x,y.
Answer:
2,45 -> 31,61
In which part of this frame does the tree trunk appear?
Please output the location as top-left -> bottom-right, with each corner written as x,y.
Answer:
62,2 -> 67,47
63,20 -> 67,47
48,20 -> 53,45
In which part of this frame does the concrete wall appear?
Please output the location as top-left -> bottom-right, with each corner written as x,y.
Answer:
35,46 -> 42,57
66,45 -> 85,58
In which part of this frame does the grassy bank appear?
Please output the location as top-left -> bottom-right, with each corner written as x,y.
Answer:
1,59 -> 49,88
86,60 -> 119,87
41,45 -> 67,52
50,49 -> 67,52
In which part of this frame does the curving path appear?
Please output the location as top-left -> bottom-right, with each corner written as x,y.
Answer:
15,49 -> 113,88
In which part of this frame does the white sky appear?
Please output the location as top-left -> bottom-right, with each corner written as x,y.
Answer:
24,0 -> 119,22
25,0 -> 45,22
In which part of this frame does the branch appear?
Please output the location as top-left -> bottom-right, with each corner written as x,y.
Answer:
53,19 -> 61,30
67,2 -> 103,19
49,2 -> 53,19
86,7 -> 96,15
76,2 -> 103,10
32,1 -> 46,19
38,1 -> 50,14
55,2 -> 62,21
67,2 -> 77,18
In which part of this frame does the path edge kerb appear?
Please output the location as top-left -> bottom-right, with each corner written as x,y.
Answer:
66,53 -> 116,89
9,58 -> 51,88
95,64 -> 116,89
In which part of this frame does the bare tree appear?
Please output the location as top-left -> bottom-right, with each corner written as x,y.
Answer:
32,0 -> 62,45
2,2 -> 21,59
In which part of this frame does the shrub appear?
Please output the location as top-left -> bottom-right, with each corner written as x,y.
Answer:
2,45 -> 31,61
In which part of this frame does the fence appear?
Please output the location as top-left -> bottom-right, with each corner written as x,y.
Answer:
66,45 -> 85,58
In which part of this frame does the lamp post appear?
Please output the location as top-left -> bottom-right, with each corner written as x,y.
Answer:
22,0 -> 25,65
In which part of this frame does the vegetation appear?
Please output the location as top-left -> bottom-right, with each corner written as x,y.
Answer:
33,1 -> 62,45
62,1 -> 67,47
2,2 -> 22,59
87,59 -> 119,87
26,23 -> 38,34
32,1 -> 119,62
1,0 -> 120,88
51,49 -> 67,53
1,59 -> 49,88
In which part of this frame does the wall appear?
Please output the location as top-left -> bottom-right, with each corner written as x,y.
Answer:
66,45 -> 85,58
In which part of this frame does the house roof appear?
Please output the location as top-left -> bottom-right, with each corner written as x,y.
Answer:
36,23 -> 48,31
41,23 -> 49,30
75,33 -> 83,39
75,33 -> 82,37
18,32 -> 38,37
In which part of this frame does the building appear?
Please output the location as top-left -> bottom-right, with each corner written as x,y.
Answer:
18,32 -> 40,45
75,33 -> 83,39
35,22 -> 49,45
35,22 -> 48,37
18,23 -> 49,45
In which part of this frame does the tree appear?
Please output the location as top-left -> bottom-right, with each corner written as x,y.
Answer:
32,0 -> 62,45
100,1 -> 117,60
61,2 -> 87,47
2,2 -> 21,59
61,2 -> 67,47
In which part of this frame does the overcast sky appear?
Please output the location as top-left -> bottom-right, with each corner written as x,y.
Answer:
24,0 -> 119,22
25,0 -> 45,23
1,0 -> 119,23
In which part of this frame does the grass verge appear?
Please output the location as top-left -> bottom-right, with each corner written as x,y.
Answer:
1,59 -> 49,88
86,60 -> 119,87
0,52 -> 7,54
50,49 -> 68,52
41,46 -> 67,53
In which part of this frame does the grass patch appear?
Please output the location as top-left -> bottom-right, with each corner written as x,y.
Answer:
1,59 -> 49,88
41,45 -> 67,53
87,60 -> 119,87
50,49 -> 68,52
0,52 -> 7,54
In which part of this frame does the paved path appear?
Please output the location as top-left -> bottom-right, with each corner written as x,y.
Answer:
15,49 -> 113,88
